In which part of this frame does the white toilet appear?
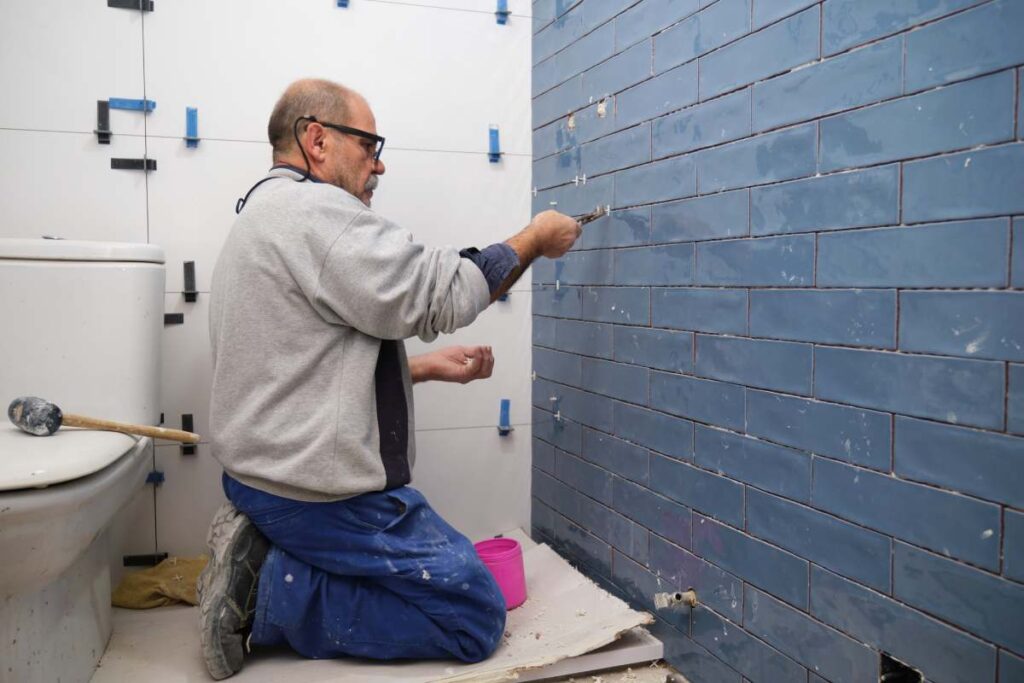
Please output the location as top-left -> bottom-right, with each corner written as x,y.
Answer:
0,238 -> 165,683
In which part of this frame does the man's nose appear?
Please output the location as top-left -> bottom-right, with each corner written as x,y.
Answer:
374,159 -> 385,175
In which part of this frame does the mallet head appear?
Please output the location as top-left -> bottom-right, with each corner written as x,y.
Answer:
8,396 -> 63,436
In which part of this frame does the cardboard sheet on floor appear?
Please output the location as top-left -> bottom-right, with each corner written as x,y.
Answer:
94,537 -> 654,682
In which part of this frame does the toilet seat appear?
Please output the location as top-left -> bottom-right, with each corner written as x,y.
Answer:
0,424 -> 140,491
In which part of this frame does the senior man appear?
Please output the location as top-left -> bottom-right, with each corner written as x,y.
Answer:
198,78 -> 581,679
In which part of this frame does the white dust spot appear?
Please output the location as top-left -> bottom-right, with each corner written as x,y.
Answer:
981,529 -> 994,539
284,574 -> 294,584
422,569 -> 432,581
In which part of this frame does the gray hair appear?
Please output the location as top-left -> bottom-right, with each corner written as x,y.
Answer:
267,79 -> 355,158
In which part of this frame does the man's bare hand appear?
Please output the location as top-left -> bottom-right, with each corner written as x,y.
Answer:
409,345 -> 495,384
530,210 -> 582,259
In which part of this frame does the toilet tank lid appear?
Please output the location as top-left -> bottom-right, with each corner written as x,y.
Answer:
0,238 -> 165,264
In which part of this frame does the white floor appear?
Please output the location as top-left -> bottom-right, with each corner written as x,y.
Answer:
93,532 -> 664,683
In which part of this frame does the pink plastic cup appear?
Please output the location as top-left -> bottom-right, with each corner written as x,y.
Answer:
474,538 -> 527,610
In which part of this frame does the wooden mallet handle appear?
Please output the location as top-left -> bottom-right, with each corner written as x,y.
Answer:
62,413 -> 201,444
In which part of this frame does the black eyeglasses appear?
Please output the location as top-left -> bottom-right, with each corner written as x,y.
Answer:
304,115 -> 385,161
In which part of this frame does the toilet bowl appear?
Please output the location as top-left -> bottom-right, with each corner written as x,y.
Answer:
0,238 -> 165,683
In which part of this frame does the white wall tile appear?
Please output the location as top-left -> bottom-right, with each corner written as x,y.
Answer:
0,1 -> 145,135
0,130 -> 148,242
141,0 -> 531,154
412,425 -> 532,541
159,294 -> 212,444
154,443 -> 227,557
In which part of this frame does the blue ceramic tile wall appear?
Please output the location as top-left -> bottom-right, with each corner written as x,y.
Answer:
532,0 -> 1024,678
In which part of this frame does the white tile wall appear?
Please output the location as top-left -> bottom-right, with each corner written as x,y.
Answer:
1,0 -> 534,562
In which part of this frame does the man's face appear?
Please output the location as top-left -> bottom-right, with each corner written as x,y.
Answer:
326,98 -> 385,207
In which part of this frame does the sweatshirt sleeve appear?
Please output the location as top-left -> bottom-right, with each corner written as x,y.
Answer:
311,209 -> 490,342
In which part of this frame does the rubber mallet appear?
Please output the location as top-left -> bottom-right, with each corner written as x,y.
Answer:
8,396 -> 200,444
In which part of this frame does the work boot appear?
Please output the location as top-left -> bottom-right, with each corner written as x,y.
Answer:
197,502 -> 270,680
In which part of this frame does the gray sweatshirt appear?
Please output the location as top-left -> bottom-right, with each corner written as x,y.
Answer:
209,166 -> 490,501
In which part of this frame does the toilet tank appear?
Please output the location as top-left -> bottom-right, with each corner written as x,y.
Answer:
0,239 -> 165,426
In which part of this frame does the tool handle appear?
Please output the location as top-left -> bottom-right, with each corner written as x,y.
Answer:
62,413 -> 201,444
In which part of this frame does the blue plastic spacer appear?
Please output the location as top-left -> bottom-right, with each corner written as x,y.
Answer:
146,470 -> 165,486
337,0 -> 348,6
184,107 -> 200,147
497,398 -> 512,436
496,0 -> 510,24
498,292 -> 509,302
109,98 -> 156,112
488,125 -> 501,163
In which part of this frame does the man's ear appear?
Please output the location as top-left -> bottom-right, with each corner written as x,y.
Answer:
306,122 -> 328,162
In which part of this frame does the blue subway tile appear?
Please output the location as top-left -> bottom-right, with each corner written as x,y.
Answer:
653,89 -> 752,158
616,0 -> 701,51
750,165 -> 899,236
533,467 -> 574,518
531,495 -> 555,538
534,75 -> 583,128
533,347 -> 582,386
698,123 -> 817,193
822,0 -> 985,55
696,425 -> 812,502
614,401 -> 695,461
649,453 -> 745,527
613,325 -> 694,373
532,0 -> 558,33
557,516 -> 613,577
533,316 -> 557,347
904,143 -> 1024,224
698,234 -> 814,286
699,6 -> 820,100
581,286 -> 650,325
560,19 -> 621,82
895,417 -> 1024,508
813,457 -> 1002,570
748,488 -> 891,591
1014,218 -> 1024,287
616,61 -> 698,129
894,542 -> 1024,654
693,514 -> 809,608
692,606 -> 807,682
533,377 -> 614,431
753,0 -> 818,28
810,566 -> 996,683
744,586 -> 880,683
817,219 -> 1011,288
533,437 -> 556,475
1011,364 -> 1024,436
533,9 -> 582,65
650,371 -> 746,431
614,477 -> 692,547
745,390 -> 891,470
754,36 -> 902,132
582,427 -> 650,484
556,450 -> 613,504
649,619 -> 744,683
578,207 -> 651,250
695,334 -> 813,395
608,511 -> 650,566
532,284 -> 582,318
559,248 -> 615,285
573,493 -> 619,544
1001,650 -> 1024,683
750,289 -> 897,348
533,148 -> 580,190
533,53 -> 565,98
614,244 -> 695,285
613,551 -> 680,624
554,319 -> 613,358
649,534 -> 743,622
1006,509 -> 1024,583
583,38 -> 652,97
533,118 -> 574,159
819,71 -> 1016,172
580,123 -> 652,177
580,0 -> 631,32
573,98 -> 621,145
581,357 -> 648,404
814,346 -> 1006,430
653,288 -> 748,335
906,0 -> 1024,92
900,291 -> 1024,362
651,189 -> 749,243
614,155 -> 697,207
533,406 -> 582,454
654,0 -> 751,73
